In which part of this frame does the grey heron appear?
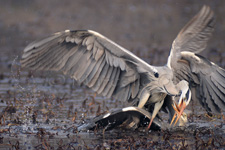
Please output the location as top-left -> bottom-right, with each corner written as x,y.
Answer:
21,5 -> 225,129
77,106 -> 165,131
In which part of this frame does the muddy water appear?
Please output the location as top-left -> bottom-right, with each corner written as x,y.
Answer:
1,1 -> 225,149
0,60 -> 224,149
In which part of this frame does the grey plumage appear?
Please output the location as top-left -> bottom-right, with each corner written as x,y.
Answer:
21,6 -> 225,126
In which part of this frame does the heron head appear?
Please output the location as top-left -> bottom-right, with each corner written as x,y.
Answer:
178,88 -> 191,107
170,88 -> 191,126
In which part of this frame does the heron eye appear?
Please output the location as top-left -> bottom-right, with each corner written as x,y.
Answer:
154,72 -> 159,78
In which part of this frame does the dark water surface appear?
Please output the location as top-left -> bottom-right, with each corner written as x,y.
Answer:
0,1 -> 225,149
0,58 -> 224,149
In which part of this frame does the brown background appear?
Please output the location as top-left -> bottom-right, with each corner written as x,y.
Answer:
0,0 -> 224,72
0,1 -> 224,149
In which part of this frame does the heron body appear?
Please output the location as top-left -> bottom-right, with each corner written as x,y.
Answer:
21,5 -> 225,129
77,106 -> 164,131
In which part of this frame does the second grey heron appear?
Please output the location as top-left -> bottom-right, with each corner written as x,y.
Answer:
21,5 -> 225,129
77,106 -> 164,131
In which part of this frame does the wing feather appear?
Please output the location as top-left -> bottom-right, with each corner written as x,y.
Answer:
75,53 -> 93,80
79,59 -> 97,83
172,52 -> 225,113
21,30 -> 157,103
203,82 -> 219,112
27,44 -> 66,69
97,65 -> 113,94
68,50 -> 92,78
63,48 -> 85,74
108,68 -> 121,97
93,63 -> 110,92
87,57 -> 106,88
170,6 -> 225,113
84,55 -> 105,85
169,5 -> 215,64
131,79 -> 140,99
102,67 -> 118,97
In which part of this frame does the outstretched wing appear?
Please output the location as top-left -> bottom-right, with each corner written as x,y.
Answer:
173,53 -> 225,113
170,5 -> 214,58
21,30 -> 158,103
169,5 -> 225,113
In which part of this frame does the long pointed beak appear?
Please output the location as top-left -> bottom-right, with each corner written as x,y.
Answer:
170,99 -> 187,126
170,103 -> 180,126
173,101 -> 186,126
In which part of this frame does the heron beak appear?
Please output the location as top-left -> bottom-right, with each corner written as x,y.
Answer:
174,100 -> 186,126
170,99 -> 187,126
170,102 -> 179,126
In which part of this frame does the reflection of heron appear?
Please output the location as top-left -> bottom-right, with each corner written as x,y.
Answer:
21,5 -> 225,129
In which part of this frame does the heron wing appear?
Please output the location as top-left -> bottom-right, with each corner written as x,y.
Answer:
172,52 -> 225,113
169,5 -> 225,113
21,30 -> 158,102
170,5 -> 215,58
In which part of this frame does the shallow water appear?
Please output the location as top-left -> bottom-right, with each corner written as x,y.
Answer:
0,63 -> 224,149
1,1 -> 225,149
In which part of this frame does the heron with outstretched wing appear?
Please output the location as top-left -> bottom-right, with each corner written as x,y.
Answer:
21,5 -> 225,129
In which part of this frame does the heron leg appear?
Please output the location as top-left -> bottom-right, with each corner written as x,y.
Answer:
147,100 -> 164,129
138,90 -> 150,108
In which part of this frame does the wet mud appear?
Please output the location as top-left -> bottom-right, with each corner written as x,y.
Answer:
0,0 -> 225,149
